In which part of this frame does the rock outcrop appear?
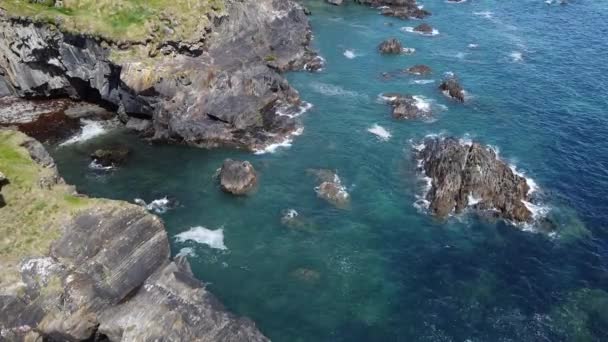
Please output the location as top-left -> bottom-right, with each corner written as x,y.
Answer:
309,169 -> 350,209
406,65 -> 432,75
0,0 -> 319,151
90,146 -> 131,168
378,38 -> 404,54
219,159 -> 257,195
414,137 -> 534,222
439,75 -> 465,102
0,130 -> 268,341
382,93 -> 431,120
356,0 -> 430,19
413,23 -> 434,34
0,171 -> 7,208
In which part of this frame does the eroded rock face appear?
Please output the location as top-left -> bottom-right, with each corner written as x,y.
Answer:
378,38 -> 403,54
439,76 -> 465,102
220,159 -> 257,195
414,137 -> 533,222
0,0 -> 318,151
382,93 -> 431,120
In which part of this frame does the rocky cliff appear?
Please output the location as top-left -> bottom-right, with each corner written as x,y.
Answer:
0,130 -> 268,341
0,0 -> 319,151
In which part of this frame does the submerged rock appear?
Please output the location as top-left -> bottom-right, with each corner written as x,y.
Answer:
326,0 -> 344,5
439,75 -> 466,102
406,64 -> 432,75
382,93 -> 432,120
292,268 -> 321,283
414,137 -> 534,223
90,146 -> 130,167
378,38 -> 404,54
220,159 -> 257,195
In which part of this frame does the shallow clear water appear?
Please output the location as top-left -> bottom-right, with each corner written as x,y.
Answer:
51,1 -> 608,340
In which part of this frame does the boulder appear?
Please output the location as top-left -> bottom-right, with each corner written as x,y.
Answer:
414,137 -> 534,223
309,169 -> 350,208
219,159 -> 257,195
326,0 -> 344,5
406,64 -> 432,75
414,23 -> 434,34
90,146 -> 130,167
382,93 -> 431,120
439,76 -> 465,102
378,38 -> 403,54
0,171 -> 6,208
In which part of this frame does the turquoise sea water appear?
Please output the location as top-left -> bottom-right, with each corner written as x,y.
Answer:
51,1 -> 608,340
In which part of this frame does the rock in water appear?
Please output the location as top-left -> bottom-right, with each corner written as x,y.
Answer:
382,93 -> 432,120
378,38 -> 404,54
439,76 -> 465,102
90,146 -> 130,167
326,0 -> 344,5
415,137 -> 533,222
406,64 -> 432,75
414,23 -> 434,34
220,159 -> 257,195
309,169 -> 350,208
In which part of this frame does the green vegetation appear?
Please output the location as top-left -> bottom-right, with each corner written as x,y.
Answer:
1,0 -> 225,42
0,130 -> 99,287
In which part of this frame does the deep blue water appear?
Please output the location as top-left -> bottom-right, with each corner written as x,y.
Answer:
51,0 -> 608,340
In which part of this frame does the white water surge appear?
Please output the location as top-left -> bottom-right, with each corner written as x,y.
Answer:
175,226 -> 227,250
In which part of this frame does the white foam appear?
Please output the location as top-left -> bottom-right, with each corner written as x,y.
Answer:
175,226 -> 227,250
310,82 -> 362,99
367,124 -> 392,141
135,197 -> 172,214
276,102 -> 313,118
468,43 -> 479,49
413,95 -> 432,112
59,119 -> 107,146
509,165 -> 539,196
400,26 -> 439,36
411,79 -> 435,85
402,47 -> 416,55
343,49 -> 357,59
283,209 -> 299,220
254,127 -> 304,155
303,56 -> 325,71
88,160 -> 113,171
467,193 -> 483,206
510,51 -> 524,62
473,11 -> 494,19
455,52 -> 467,59
176,247 -> 197,258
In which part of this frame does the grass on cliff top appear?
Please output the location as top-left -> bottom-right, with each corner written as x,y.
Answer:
0,130 -> 96,288
1,0 -> 225,42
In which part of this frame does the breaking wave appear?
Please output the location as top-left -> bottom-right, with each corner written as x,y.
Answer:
175,226 -> 227,250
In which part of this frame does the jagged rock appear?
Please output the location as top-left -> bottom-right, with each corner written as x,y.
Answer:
219,159 -> 257,195
414,137 -> 534,222
439,76 -> 465,102
414,23 -> 434,34
0,0 -> 319,151
378,38 -> 403,54
0,131 -> 269,341
90,146 -> 130,167
0,171 -> 6,208
382,93 -> 431,119
406,64 -> 432,75
357,0 -> 431,19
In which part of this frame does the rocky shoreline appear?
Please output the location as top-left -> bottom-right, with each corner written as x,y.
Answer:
0,0 -> 320,151
0,130 -> 268,341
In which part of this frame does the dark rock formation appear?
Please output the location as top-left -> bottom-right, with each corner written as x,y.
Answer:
407,65 -> 432,75
356,0 -> 431,19
219,159 -> 257,195
382,93 -> 431,119
309,169 -> 350,208
0,131 -> 269,341
439,75 -> 465,102
326,0 -> 344,5
0,0 -> 319,151
378,38 -> 403,54
414,23 -> 434,34
414,137 -> 534,222
0,171 -> 7,208
90,146 -> 131,167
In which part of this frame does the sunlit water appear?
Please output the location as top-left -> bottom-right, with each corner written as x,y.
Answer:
51,1 -> 608,340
